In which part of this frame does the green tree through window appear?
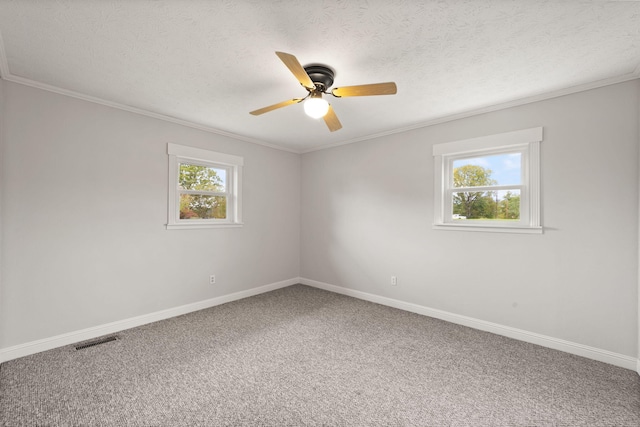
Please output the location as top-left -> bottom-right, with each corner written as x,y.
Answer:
433,127 -> 541,232
453,165 -> 497,219
498,191 -> 520,219
179,164 -> 227,220
452,165 -> 520,220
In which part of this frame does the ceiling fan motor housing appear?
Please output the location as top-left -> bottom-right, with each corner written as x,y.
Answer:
304,65 -> 334,91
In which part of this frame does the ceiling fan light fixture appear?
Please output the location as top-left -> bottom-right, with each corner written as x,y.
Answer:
304,93 -> 329,119
250,52 -> 396,132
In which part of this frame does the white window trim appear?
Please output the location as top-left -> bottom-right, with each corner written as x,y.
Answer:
433,127 -> 542,234
167,143 -> 243,230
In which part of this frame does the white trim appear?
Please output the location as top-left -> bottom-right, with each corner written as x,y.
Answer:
432,127 -> 542,156
300,278 -> 638,371
529,139 -> 541,228
301,73 -> 639,154
0,74 -> 298,154
167,143 -> 244,166
0,278 -> 299,363
165,223 -> 244,230
167,143 -> 243,228
433,127 -> 542,232
2,276 -> 637,372
432,224 -> 543,234
0,44 -> 635,156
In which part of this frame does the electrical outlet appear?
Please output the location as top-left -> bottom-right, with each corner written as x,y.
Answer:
209,275 -> 216,285
391,276 -> 397,286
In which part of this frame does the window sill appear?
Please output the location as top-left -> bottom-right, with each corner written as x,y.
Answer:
166,222 -> 244,230
433,223 -> 543,234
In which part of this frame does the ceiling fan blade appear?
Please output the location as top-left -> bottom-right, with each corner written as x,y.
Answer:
323,105 -> 342,132
275,51 -> 315,90
332,82 -> 397,97
249,98 -> 303,115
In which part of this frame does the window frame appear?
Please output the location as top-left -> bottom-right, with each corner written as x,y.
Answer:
433,127 -> 542,234
167,143 -> 243,230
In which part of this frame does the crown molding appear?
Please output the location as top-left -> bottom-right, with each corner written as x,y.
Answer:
2,74 -> 299,153
0,26 -> 298,154
0,27 -> 294,153
300,71 -> 640,154
7,69 -> 637,156
1,26 -> 638,156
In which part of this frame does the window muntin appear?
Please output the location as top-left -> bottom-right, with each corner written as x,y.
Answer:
433,128 -> 542,233
167,144 -> 243,229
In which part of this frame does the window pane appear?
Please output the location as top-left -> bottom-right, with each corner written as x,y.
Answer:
453,153 -> 521,187
452,189 -> 520,220
179,163 -> 226,192
180,194 -> 227,219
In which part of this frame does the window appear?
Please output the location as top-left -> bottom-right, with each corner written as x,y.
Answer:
433,127 -> 542,233
167,143 -> 243,229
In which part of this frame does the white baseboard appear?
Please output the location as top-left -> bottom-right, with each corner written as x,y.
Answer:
0,278 -> 298,363
300,277 -> 638,371
3,277 -> 638,374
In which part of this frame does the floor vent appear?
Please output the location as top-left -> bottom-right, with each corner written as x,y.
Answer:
75,336 -> 118,350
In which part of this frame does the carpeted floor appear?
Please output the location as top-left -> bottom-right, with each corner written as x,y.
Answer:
1,284 -> 639,426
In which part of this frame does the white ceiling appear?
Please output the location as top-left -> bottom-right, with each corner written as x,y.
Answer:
0,0 -> 639,153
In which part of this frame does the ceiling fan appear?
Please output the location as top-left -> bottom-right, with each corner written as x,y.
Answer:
250,52 -> 397,132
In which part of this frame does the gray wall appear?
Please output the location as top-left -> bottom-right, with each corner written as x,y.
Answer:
301,80 -> 640,357
0,81 -> 301,348
1,78 -> 639,363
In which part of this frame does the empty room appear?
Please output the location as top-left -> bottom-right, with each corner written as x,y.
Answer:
1,1 -> 639,426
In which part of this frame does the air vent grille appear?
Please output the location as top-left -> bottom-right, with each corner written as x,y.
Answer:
75,336 -> 118,350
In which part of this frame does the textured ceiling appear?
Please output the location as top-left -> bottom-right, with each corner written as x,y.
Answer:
0,0 -> 639,153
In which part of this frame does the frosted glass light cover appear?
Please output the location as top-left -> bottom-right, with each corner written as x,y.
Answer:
304,97 -> 329,118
